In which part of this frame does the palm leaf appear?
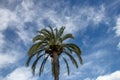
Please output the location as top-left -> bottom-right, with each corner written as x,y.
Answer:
62,34 -> 74,41
62,56 -> 70,75
63,49 -> 78,68
63,43 -> 82,64
38,29 -> 50,39
49,26 -> 56,45
39,55 -> 49,76
33,35 -> 44,42
26,53 -> 36,67
58,26 -> 65,37
32,53 -> 46,75
28,41 -> 47,56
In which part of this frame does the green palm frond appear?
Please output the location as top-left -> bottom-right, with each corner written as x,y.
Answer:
39,55 -> 49,76
58,26 -> 65,37
49,26 -> 55,38
62,56 -> 70,75
48,26 -> 56,45
63,50 -> 78,68
62,34 -> 74,41
26,54 -> 36,67
33,35 -> 44,42
63,43 -> 82,64
55,28 -> 58,39
28,43 -> 40,56
32,53 -> 46,75
26,48 -> 45,66
37,29 -> 51,40
28,41 -> 47,56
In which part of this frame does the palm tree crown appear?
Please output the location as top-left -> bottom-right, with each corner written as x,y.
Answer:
26,26 -> 82,80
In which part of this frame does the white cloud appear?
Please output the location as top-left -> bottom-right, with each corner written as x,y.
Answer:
0,51 -> 20,69
96,71 -> 120,80
3,67 -> 38,80
0,1 -> 107,80
113,16 -> 120,50
0,0 -> 106,45
45,5 -> 106,34
0,8 -> 18,31
0,33 -> 5,46
84,78 -> 95,80
114,16 -> 120,37
117,42 -> 120,50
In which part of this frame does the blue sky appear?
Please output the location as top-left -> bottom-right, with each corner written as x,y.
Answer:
0,0 -> 120,80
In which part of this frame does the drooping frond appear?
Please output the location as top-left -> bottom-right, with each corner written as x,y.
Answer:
39,55 -> 49,76
32,53 -> 46,75
26,54 -> 36,67
28,41 -> 47,56
63,49 -> 78,68
26,49 -> 45,67
62,56 -> 70,75
63,43 -> 82,64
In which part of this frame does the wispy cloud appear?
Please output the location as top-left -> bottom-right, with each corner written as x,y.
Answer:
0,0 -> 119,80
114,16 -> 120,37
0,8 -> 17,31
0,51 -> 20,69
113,15 -> 120,50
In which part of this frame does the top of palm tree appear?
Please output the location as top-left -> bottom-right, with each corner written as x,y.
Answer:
26,26 -> 82,77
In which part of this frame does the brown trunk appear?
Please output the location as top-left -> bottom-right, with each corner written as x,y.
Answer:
53,51 -> 59,80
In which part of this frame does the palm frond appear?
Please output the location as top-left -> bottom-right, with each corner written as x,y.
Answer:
26,54 -> 36,67
63,43 -> 82,64
32,53 -> 46,75
63,49 -> 78,68
39,55 -> 49,76
62,34 -> 74,41
28,41 -> 46,56
33,35 -> 44,42
38,29 -> 51,39
62,56 -> 70,75
58,26 -> 65,37
49,26 -> 56,45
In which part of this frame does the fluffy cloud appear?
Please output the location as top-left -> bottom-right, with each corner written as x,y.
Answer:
0,51 -> 20,69
2,67 -> 38,80
0,8 -> 18,31
96,71 -> 120,80
0,33 -> 4,46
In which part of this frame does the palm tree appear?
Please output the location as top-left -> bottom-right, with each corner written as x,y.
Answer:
26,26 -> 82,80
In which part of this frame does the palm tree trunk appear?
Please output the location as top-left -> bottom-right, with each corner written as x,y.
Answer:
53,51 -> 59,80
